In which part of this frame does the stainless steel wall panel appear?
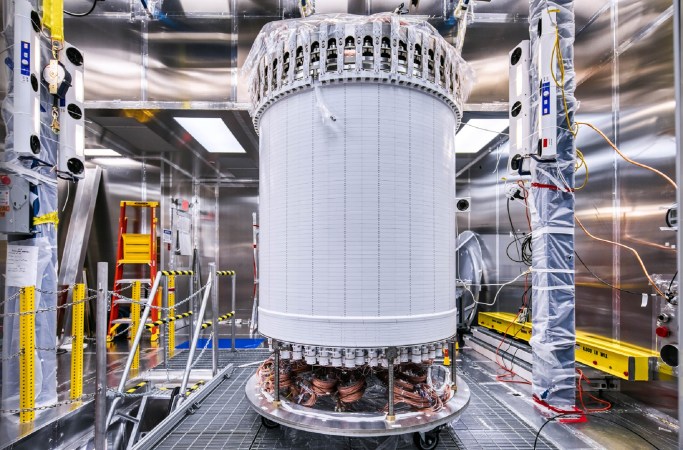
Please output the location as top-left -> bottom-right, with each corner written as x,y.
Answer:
146,18 -> 236,102
216,188 -> 259,328
64,17 -> 143,101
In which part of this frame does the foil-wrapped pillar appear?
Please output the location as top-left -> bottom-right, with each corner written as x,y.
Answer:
528,0 -> 577,408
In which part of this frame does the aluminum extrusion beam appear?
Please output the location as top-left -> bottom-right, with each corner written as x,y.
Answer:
674,0 -> 683,447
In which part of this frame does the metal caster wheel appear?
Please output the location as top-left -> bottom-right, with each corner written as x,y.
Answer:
413,430 -> 440,450
261,416 -> 280,429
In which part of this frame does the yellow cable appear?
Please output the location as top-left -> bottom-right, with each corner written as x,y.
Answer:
576,121 -> 677,190
575,216 -> 665,297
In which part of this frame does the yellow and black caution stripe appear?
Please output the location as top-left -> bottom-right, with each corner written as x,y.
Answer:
215,270 -> 236,277
145,312 -> 193,330
161,270 -> 194,276
185,380 -> 205,395
125,381 -> 148,394
200,311 -> 235,329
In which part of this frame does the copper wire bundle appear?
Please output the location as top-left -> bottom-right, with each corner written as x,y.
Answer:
257,358 -> 448,413
311,375 -> 337,396
337,378 -> 366,404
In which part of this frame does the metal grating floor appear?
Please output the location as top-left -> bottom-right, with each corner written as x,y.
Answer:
162,348 -> 267,371
151,350 -> 557,450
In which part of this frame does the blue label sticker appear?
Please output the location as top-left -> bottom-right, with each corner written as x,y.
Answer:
541,81 -> 551,116
20,41 -> 30,76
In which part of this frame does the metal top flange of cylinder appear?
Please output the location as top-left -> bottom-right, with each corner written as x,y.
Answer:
246,13 -> 472,351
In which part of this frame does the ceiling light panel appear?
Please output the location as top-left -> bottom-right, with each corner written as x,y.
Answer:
455,118 -> 509,154
174,117 -> 246,154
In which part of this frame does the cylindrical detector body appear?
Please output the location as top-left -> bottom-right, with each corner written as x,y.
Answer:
258,82 -> 457,348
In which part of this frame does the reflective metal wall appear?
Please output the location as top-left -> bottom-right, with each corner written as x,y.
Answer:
458,0 -> 677,416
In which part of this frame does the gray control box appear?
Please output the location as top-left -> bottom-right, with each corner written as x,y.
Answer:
0,174 -> 30,235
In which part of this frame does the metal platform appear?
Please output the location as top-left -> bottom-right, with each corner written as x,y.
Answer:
139,349 -> 563,449
245,373 -> 470,437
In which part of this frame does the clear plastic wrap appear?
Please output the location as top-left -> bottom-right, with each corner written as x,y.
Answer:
528,0 -> 577,409
1,23 -> 59,410
243,12 -> 474,122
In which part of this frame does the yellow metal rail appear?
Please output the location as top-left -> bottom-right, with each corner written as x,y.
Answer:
477,311 -> 658,381
19,286 -> 35,423
168,275 -> 176,358
70,284 -> 85,400
131,281 -> 141,370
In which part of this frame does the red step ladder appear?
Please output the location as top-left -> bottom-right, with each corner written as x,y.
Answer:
107,201 -> 160,342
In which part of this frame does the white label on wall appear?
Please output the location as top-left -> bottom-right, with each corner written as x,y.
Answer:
163,229 -> 172,244
6,245 -> 38,287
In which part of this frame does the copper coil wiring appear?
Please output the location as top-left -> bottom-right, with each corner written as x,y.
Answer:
337,378 -> 366,404
311,375 -> 338,396
258,359 -> 448,412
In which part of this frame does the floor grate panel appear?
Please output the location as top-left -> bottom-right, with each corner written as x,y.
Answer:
151,350 -> 558,450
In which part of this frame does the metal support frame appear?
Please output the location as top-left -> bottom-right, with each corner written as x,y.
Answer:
160,277 -> 168,369
177,264 -> 215,406
211,268 -> 219,377
386,347 -> 397,422
106,271 -> 163,427
168,275 -> 176,358
130,281 -> 142,370
528,0 -> 577,408
19,286 -> 35,424
674,0 -> 683,447
95,263 -> 108,450
449,339 -> 457,389
58,167 -> 102,344
231,274 -> 236,352
70,284 -> 86,400
273,340 -> 281,406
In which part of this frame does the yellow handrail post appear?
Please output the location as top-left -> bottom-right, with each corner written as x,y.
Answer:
168,275 -> 176,358
19,286 -> 36,423
131,281 -> 141,370
70,284 -> 86,400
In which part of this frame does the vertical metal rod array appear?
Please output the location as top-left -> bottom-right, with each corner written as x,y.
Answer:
178,264 -> 215,401
387,350 -> 395,421
107,272 -> 163,426
19,286 -> 36,424
130,281 -> 142,370
161,276 -> 168,368
450,339 -> 457,389
211,266 -> 219,376
273,340 -> 281,405
674,0 -> 683,447
168,275 -> 176,358
70,284 -> 86,400
231,274 -> 236,351
95,263 -> 108,450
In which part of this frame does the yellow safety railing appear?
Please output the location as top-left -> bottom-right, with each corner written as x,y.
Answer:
130,281 -> 141,370
19,286 -> 36,423
70,284 -> 85,400
168,275 -> 176,358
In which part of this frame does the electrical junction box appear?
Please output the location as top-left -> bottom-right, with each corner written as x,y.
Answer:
0,174 -> 31,235
59,43 -> 86,179
508,40 -> 532,176
535,8 -> 558,160
13,0 -> 41,156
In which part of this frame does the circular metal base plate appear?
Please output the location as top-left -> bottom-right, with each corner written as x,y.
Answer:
244,374 -> 470,437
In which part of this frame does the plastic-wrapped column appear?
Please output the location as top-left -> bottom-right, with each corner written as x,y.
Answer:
258,82 -> 457,348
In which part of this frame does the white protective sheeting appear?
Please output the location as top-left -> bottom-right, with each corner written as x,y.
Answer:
258,83 -> 457,347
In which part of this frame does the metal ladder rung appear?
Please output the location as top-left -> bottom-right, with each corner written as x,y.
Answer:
115,279 -> 151,285
113,297 -> 149,305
